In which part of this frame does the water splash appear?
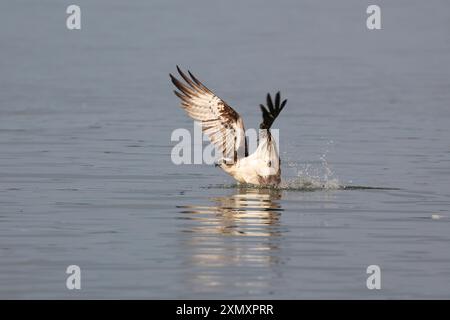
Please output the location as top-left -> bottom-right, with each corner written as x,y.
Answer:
282,140 -> 341,190
279,176 -> 341,191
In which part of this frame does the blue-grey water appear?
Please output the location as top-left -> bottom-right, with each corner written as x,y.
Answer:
1,0 -> 450,299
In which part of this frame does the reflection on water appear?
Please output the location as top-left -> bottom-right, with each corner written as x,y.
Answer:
179,187 -> 283,237
177,187 -> 285,295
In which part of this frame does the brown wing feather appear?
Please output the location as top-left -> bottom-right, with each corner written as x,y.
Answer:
170,66 -> 247,162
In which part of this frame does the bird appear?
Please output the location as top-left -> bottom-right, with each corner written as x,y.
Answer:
170,66 -> 287,186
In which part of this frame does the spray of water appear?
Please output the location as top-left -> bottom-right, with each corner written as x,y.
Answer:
280,140 -> 341,191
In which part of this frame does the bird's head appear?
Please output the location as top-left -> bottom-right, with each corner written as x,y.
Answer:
215,158 -> 235,172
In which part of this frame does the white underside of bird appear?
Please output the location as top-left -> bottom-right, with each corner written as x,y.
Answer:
220,130 -> 281,185
170,66 -> 287,186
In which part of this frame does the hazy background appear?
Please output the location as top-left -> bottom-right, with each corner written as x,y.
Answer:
0,0 -> 449,298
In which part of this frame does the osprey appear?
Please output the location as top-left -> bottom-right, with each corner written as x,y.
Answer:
170,66 -> 287,186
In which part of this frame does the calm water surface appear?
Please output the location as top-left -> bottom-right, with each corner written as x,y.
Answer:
0,0 -> 450,298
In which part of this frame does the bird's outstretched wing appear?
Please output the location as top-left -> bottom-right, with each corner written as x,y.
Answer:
170,66 -> 247,162
259,92 -> 287,130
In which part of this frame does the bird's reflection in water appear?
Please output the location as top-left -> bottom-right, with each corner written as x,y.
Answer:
177,187 -> 285,296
